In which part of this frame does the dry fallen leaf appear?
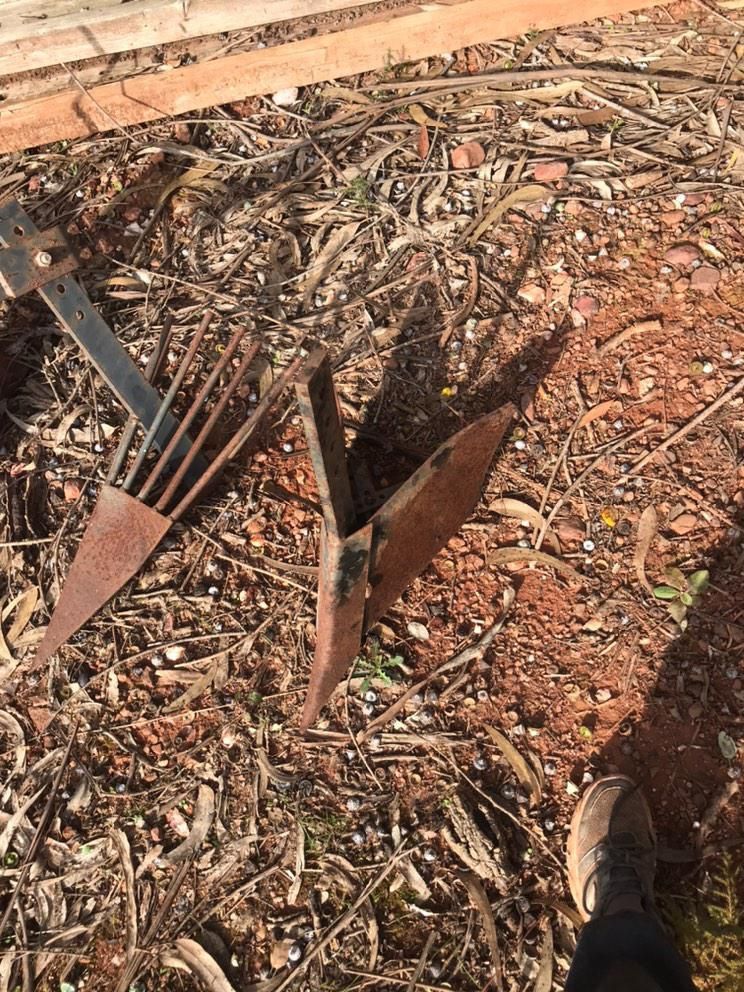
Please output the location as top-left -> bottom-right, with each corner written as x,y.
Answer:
488,546 -> 583,583
458,871 -> 502,982
416,125 -> 430,160
534,923 -> 554,992
635,505 -> 658,595
489,498 -> 561,553
577,400 -> 621,429
165,785 -> 215,863
451,141 -> 485,170
485,726 -> 543,805
469,184 -> 549,246
161,939 -> 237,992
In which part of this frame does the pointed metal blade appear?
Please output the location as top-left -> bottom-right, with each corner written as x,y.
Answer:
300,522 -> 372,731
32,485 -> 170,670
363,404 -> 515,628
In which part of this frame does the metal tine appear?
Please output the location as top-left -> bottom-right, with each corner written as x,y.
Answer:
168,355 -> 303,522
137,324 -> 247,503
154,340 -> 261,513
106,319 -> 174,485
120,311 -> 213,493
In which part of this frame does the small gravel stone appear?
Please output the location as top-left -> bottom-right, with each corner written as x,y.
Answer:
664,244 -> 701,266
690,265 -> 720,293
574,295 -> 599,319
533,160 -> 569,181
582,539 -> 596,552
517,283 -> 546,304
669,512 -> 697,536
272,86 -> 299,106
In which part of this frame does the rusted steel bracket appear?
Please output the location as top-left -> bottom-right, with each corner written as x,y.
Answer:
0,198 -> 198,469
296,348 -> 515,729
32,329 -> 303,673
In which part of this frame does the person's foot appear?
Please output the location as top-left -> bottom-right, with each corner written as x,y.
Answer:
567,774 -> 657,922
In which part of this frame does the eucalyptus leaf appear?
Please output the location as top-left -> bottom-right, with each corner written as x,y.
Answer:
718,731 -> 738,761
653,585 -> 679,601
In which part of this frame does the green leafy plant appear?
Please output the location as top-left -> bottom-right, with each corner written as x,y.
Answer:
669,854 -> 744,992
353,640 -> 405,694
653,566 -> 709,629
343,174 -> 372,208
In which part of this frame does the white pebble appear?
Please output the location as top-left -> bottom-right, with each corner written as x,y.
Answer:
272,87 -> 299,106
582,539 -> 595,553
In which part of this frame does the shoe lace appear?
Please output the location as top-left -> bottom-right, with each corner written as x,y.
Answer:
599,832 -> 653,909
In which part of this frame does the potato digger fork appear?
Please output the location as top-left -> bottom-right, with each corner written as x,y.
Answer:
32,314 -> 302,672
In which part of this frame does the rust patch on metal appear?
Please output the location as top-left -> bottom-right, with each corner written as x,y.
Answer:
0,225 -> 78,299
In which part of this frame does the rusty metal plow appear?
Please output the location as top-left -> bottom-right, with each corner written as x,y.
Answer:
296,348 -> 515,730
32,316 -> 302,672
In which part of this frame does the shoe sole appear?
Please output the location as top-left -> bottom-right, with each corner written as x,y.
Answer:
566,774 -> 655,922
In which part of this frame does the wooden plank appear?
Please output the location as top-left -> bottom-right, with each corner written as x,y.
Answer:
0,0 -> 657,155
0,0 -> 379,77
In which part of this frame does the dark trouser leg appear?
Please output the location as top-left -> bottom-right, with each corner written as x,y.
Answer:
565,911 -> 696,992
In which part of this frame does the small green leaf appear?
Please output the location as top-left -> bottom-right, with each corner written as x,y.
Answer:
680,592 -> 694,607
688,570 -> 710,594
668,600 -> 688,624
653,585 -> 679,601
578,725 -> 593,740
718,730 -> 738,761
663,566 -> 686,590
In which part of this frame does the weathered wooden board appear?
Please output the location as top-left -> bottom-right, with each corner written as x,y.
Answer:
0,0 -> 657,155
0,0 -> 378,76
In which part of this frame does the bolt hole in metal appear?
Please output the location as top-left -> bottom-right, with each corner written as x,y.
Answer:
56,283 -> 66,294
13,224 -> 24,236
75,309 -> 85,320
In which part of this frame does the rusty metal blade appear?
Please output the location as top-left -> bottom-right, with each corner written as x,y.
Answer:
300,522 -> 372,731
364,404 -> 514,627
31,485 -> 170,671
295,348 -> 356,539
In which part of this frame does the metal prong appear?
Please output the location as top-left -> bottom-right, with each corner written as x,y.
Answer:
106,318 -> 174,485
137,324 -> 246,502
121,311 -> 213,493
155,341 -> 260,513
168,355 -> 303,522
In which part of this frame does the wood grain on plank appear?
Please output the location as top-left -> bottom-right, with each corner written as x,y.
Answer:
0,0 -> 378,76
0,0 -> 657,154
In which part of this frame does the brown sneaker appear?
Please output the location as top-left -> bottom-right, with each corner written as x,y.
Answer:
567,774 -> 657,922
